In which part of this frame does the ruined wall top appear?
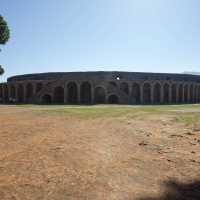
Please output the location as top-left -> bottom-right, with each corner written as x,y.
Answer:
7,71 -> 200,83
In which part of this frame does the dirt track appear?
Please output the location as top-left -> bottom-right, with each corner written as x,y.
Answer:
0,105 -> 200,200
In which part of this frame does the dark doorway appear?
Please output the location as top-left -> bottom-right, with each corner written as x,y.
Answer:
41,94 -> 52,103
80,81 -> 91,103
18,83 -> 24,103
54,85 -> 64,103
67,82 -> 77,103
132,82 -> 140,103
108,94 -> 119,104
143,82 -> 151,103
153,82 -> 161,103
94,86 -> 105,103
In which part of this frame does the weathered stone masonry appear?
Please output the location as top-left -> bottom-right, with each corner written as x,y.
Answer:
1,71 -> 200,104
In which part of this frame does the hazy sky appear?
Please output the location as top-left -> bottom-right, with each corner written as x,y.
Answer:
0,0 -> 200,82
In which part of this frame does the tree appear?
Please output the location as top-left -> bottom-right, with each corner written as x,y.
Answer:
0,65 -> 4,75
0,15 -> 10,75
0,15 -> 10,45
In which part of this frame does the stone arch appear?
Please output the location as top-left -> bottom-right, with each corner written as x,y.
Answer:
178,83 -> 183,102
41,93 -> 52,103
163,83 -> 169,103
67,81 -> 78,103
153,82 -> 161,103
132,82 -> 140,103
94,86 -> 106,103
26,83 -> 33,101
115,75 -> 123,80
80,81 -> 91,103
108,94 -> 119,104
120,82 -> 129,94
54,85 -> 64,103
109,81 -> 117,87
171,83 -> 177,103
0,85 -> 2,99
36,82 -> 43,93
10,84 -> 16,99
143,82 -> 151,103
184,84 -> 189,102
18,83 -> 24,103
4,84 -> 9,103
189,84 -> 194,102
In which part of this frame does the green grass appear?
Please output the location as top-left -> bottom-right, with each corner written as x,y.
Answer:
14,104 -> 200,125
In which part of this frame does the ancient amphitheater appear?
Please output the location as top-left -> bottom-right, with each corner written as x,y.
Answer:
0,71 -> 200,104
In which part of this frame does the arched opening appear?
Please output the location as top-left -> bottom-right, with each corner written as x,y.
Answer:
171,83 -> 177,103
67,81 -> 77,103
115,75 -> 123,80
94,86 -> 105,103
4,85 -> 9,103
184,84 -> 189,102
163,83 -> 169,103
178,84 -> 183,103
108,94 -> 119,104
10,84 -> 16,99
153,82 -> 161,103
80,81 -> 91,103
26,83 -> 33,101
143,82 -> 151,103
18,83 -> 24,103
189,84 -> 194,102
41,94 -> 52,103
120,82 -> 129,94
0,85 -> 2,99
54,85 -> 64,103
109,81 -> 117,87
132,82 -> 140,103
36,83 -> 43,93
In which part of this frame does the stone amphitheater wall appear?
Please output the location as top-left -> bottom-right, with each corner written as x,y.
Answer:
0,71 -> 200,104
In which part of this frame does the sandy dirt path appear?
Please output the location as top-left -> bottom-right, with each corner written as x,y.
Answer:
0,105 -> 200,200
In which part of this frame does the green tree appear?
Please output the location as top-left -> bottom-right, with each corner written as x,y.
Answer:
0,65 -> 4,75
0,15 -> 10,45
0,15 -> 10,75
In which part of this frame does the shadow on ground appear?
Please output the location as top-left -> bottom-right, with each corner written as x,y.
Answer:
137,179 -> 200,200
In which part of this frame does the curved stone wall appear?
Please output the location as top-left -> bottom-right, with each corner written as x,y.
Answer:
0,71 -> 200,104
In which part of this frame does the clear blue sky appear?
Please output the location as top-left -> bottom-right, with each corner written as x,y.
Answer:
0,0 -> 200,82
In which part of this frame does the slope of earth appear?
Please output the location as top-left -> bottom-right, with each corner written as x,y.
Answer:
0,104 -> 200,200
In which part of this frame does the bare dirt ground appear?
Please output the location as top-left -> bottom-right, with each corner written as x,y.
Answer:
0,104 -> 200,200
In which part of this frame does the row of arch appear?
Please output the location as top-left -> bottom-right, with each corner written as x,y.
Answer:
42,82 -> 119,104
0,80 -> 200,104
0,82 -> 45,103
0,81 -> 120,104
114,81 -> 200,103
